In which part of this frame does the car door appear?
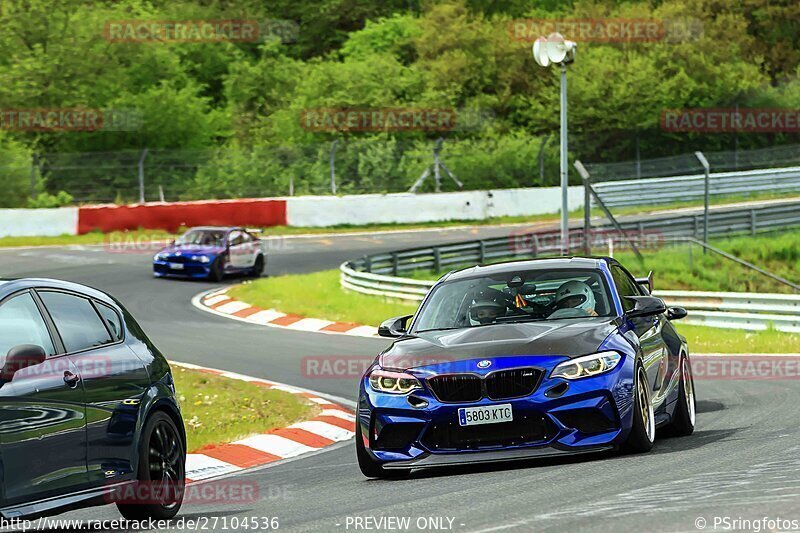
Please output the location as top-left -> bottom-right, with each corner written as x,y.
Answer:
227,230 -> 250,269
0,290 -> 88,504
611,266 -> 670,404
36,291 -> 151,486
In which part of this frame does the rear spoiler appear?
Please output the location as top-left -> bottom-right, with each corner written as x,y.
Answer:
635,271 -> 654,294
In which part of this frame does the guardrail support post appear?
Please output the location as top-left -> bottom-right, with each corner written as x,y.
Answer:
478,241 -> 486,263
391,252 -> 399,276
750,210 -> 757,236
363,255 -> 372,273
433,248 -> 441,271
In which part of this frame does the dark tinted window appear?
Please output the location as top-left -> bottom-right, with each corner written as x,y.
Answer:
97,303 -> 123,341
39,292 -> 112,352
0,292 -> 56,358
610,266 -> 641,312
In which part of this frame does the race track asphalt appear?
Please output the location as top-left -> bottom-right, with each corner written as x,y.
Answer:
1,222 -> 798,532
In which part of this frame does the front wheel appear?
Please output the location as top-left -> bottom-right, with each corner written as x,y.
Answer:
209,257 -> 225,282
622,364 -> 655,453
356,422 -> 409,479
117,411 -> 185,520
664,355 -> 696,436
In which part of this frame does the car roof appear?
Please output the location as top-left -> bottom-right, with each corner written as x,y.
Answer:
443,256 -> 609,282
184,226 -> 238,232
0,278 -> 118,306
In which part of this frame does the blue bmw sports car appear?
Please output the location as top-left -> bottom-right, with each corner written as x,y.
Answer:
357,257 -> 695,477
153,226 -> 267,281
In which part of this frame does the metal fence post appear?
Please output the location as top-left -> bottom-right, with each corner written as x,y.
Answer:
433,248 -> 441,272
138,148 -> 148,204
330,140 -> 338,195
391,252 -> 399,276
30,153 -> 38,198
583,166 -> 591,255
750,209 -> 757,236
694,151 -> 710,253
478,241 -> 486,263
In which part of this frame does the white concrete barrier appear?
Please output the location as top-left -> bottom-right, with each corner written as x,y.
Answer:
0,207 -> 78,237
286,186 -> 584,227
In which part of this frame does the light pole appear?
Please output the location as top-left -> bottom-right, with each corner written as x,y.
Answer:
533,33 -> 576,256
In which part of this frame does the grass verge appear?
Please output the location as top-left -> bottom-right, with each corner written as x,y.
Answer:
0,229 -> 175,248
173,365 -> 320,453
229,270 -> 419,326
674,324 -> 800,354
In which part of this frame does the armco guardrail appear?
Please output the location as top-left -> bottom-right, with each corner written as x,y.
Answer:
593,166 -> 800,208
348,200 -> 800,278
339,264 -> 800,333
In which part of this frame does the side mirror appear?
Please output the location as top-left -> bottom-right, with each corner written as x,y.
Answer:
635,271 -> 654,294
625,296 -> 667,318
378,315 -> 413,338
2,344 -> 46,381
667,307 -> 688,321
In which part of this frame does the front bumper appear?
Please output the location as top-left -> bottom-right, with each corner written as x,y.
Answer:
358,354 -> 636,467
153,260 -> 212,279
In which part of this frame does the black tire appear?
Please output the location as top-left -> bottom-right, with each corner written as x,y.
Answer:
250,255 -> 265,278
117,411 -> 185,520
664,355 -> 696,436
356,422 -> 409,479
209,257 -> 225,282
622,364 -> 655,453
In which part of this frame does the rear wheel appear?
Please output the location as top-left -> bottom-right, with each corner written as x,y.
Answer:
250,255 -> 265,278
117,411 -> 185,520
622,364 -> 655,453
664,355 -> 696,436
356,422 -> 409,479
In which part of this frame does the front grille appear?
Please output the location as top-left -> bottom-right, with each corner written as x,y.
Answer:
426,368 -> 542,403
427,375 -> 482,403
421,413 -> 551,451
486,368 -> 541,399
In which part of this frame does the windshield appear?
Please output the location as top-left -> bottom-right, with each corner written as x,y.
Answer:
412,268 -> 614,332
176,229 -> 226,247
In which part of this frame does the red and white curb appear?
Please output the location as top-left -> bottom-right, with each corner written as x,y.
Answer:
171,362 -> 356,483
192,288 -> 380,338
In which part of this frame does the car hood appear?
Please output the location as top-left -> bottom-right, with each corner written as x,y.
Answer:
157,244 -> 225,255
379,317 -> 621,370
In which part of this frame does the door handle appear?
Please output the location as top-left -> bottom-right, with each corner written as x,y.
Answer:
63,371 -> 80,388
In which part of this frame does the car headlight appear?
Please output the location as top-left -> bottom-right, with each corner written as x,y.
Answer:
154,253 -> 167,261
368,369 -> 421,394
190,255 -> 211,264
551,351 -> 622,380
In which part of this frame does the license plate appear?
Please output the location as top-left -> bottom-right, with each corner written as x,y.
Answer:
458,404 -> 513,427
169,263 -> 184,270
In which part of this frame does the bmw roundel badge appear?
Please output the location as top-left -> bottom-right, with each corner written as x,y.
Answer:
477,360 -> 492,369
